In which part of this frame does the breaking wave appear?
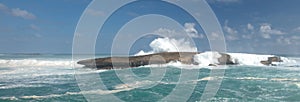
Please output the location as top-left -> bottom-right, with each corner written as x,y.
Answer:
135,37 -> 197,56
0,59 -> 78,67
227,53 -> 297,66
135,37 -> 299,67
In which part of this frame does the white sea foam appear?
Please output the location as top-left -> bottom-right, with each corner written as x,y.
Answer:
141,61 -> 217,69
15,87 -> 136,99
228,53 -> 273,66
0,59 -> 108,87
235,77 -> 268,80
193,51 -> 222,66
114,80 -> 154,90
228,53 -> 298,66
135,37 -> 197,56
168,51 -> 297,68
0,59 -> 84,68
0,84 -> 45,89
0,96 -> 18,100
270,78 -> 298,81
0,59 -> 75,80
135,37 -> 298,67
279,57 -> 299,66
0,66 -> 106,80
193,52 -> 298,67
293,82 -> 300,88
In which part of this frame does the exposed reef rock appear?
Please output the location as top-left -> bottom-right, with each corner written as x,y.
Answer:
260,56 -> 283,66
77,52 -> 234,70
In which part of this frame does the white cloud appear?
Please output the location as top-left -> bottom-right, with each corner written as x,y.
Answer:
29,24 -> 42,38
291,36 -> 300,45
276,35 -> 300,45
86,9 -> 105,16
247,23 -> 254,30
210,32 -> 221,40
184,23 -> 198,34
154,28 -> 177,36
0,3 -> 11,15
184,23 -> 203,38
227,34 -> 238,40
291,35 -> 300,40
259,23 -> 286,39
242,23 -> 255,39
0,3 -> 8,11
224,25 -> 237,35
0,3 -> 36,20
262,33 -> 271,39
154,23 -> 203,38
189,33 -> 204,38
277,36 -> 291,45
194,12 -> 201,17
224,20 -> 238,40
242,34 -> 252,39
11,8 -> 36,19
293,27 -> 300,32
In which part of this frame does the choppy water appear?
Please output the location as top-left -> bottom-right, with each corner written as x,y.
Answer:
0,54 -> 300,101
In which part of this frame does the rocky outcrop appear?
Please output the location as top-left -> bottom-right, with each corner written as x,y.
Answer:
77,52 -> 234,70
260,56 -> 283,66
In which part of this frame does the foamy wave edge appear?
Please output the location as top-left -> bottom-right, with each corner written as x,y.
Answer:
138,52 -> 299,69
0,59 -> 82,67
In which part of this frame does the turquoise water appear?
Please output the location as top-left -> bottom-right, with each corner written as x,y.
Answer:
0,54 -> 300,101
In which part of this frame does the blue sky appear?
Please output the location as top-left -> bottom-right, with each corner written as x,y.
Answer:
0,0 -> 299,55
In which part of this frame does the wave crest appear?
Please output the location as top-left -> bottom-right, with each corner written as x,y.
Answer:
0,59 -> 77,67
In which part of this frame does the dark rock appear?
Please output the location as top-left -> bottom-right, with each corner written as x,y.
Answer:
77,52 -> 235,70
260,56 -> 282,66
268,57 -> 283,62
260,61 -> 270,65
208,64 -> 217,66
218,53 -> 235,65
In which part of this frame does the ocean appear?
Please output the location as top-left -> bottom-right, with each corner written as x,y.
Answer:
0,53 -> 300,101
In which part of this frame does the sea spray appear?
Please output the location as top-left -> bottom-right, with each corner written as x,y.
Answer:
227,53 -> 297,66
193,51 -> 222,66
135,37 -> 298,67
135,37 -> 197,56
